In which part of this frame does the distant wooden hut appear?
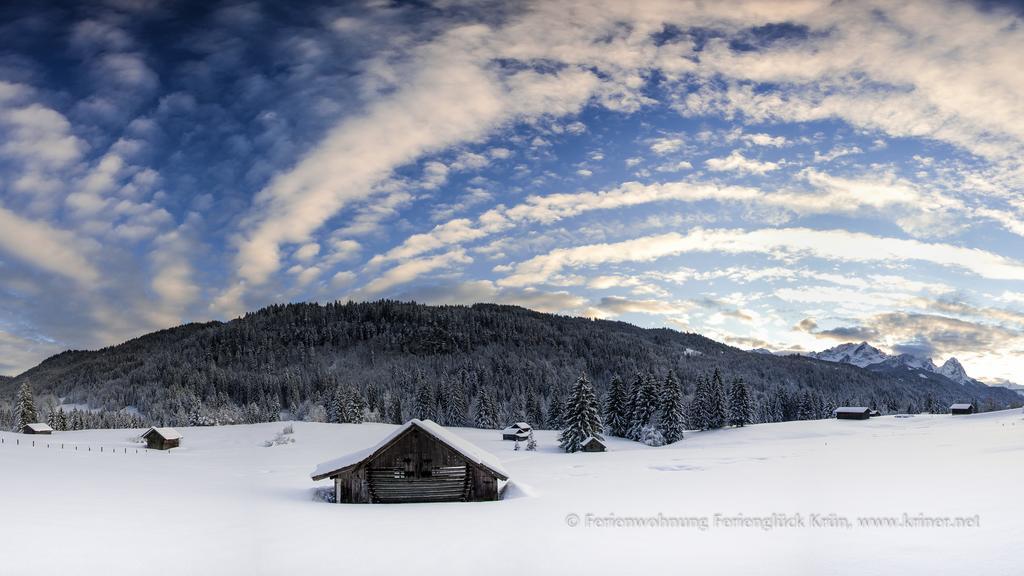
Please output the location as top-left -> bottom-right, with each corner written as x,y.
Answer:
22,423 -> 53,435
580,436 -> 606,452
312,419 -> 509,504
142,427 -> 181,450
950,403 -> 975,415
502,422 -> 532,441
834,407 -> 871,420
868,409 -> 882,417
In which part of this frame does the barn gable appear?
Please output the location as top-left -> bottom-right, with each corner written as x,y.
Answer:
312,419 -> 508,504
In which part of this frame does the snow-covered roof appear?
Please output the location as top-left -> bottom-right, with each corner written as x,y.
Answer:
582,436 -> 604,445
143,427 -> 182,440
950,403 -> 974,410
834,407 -> 870,414
502,422 -> 531,433
311,419 -> 509,481
25,422 -> 53,432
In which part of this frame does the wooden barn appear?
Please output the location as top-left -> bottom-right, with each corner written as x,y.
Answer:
502,422 -> 532,441
950,403 -> 976,415
22,423 -> 53,435
142,427 -> 181,450
834,407 -> 871,420
580,436 -> 606,452
312,419 -> 509,504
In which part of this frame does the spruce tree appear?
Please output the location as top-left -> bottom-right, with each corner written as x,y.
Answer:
707,368 -> 727,429
558,373 -> 603,453
386,394 -> 404,424
602,375 -> 629,437
727,378 -> 752,427
15,381 -> 37,430
627,372 -> 658,441
547,386 -> 564,430
659,370 -> 685,443
414,380 -> 435,421
474,388 -> 499,429
526,430 -> 537,451
526,386 -> 544,426
443,378 -> 468,427
687,375 -> 708,431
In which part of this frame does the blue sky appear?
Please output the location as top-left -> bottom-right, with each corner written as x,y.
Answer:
2,0 -> 1024,382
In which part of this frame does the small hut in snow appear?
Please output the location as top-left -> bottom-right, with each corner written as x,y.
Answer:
22,423 -> 53,435
950,403 -> 976,415
580,436 -> 606,452
502,422 -> 532,441
834,407 -> 871,420
312,419 -> 509,504
142,427 -> 181,450
868,409 -> 882,417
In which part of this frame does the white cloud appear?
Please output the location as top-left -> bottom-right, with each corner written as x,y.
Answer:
499,227 -> 1024,287
705,150 -> 780,174
0,205 -> 100,286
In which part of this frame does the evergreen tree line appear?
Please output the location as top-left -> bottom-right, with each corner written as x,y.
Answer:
3,301 -> 1018,429
2,382 -> 146,432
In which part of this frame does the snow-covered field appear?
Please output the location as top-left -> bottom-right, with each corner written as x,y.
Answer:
2,411 -> 1021,576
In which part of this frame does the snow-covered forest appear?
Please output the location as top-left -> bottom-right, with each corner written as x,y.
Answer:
2,301 -> 1018,433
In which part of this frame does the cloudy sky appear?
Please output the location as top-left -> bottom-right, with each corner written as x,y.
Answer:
2,0 -> 1024,381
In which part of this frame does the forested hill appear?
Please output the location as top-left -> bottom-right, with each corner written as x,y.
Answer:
2,301 -> 1019,427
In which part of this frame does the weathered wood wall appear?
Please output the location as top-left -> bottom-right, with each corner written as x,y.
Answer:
332,427 -> 501,504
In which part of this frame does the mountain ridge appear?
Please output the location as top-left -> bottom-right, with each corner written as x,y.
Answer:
2,301 -> 1019,426
809,341 -> 981,386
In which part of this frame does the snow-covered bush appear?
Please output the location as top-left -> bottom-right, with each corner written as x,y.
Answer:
640,424 -> 665,447
263,425 -> 296,447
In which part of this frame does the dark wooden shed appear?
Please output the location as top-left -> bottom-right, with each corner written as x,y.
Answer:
22,423 -> 53,435
580,436 -> 606,452
834,407 -> 871,420
950,403 -> 975,415
142,427 -> 181,450
312,419 -> 509,504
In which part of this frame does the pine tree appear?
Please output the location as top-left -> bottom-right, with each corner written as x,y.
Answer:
659,370 -> 685,443
547,386 -> 564,430
526,430 -> 537,451
603,375 -> 629,437
15,381 -> 37,430
727,378 -> 752,427
526,386 -> 544,427
386,394 -> 404,424
558,373 -> 603,453
414,380 -> 435,421
707,368 -> 727,429
626,372 -> 658,441
442,378 -> 468,427
345,388 -> 365,424
56,407 -> 68,431
474,388 -> 499,429
797,390 -> 814,421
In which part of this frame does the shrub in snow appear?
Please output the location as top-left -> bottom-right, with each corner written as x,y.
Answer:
263,426 -> 296,447
312,487 -> 335,503
640,424 -> 665,447
513,439 -> 521,451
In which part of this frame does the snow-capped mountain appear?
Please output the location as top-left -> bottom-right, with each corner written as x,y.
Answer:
937,357 -> 971,385
809,342 -> 977,385
876,353 -> 938,373
808,342 -> 889,367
